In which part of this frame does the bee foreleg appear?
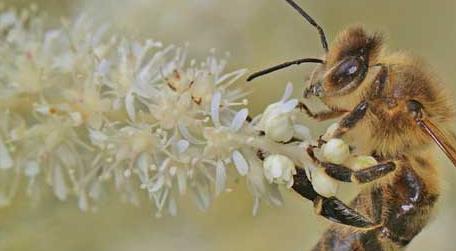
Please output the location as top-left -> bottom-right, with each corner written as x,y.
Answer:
297,101 -> 348,121
332,100 -> 369,138
321,161 -> 397,184
293,168 -> 378,229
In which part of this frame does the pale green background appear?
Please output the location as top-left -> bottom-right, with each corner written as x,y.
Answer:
2,1 -> 456,250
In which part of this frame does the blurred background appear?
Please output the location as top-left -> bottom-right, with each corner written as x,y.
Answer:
2,0 -> 456,250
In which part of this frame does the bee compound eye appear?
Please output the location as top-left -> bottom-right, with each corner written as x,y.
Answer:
332,57 -> 362,86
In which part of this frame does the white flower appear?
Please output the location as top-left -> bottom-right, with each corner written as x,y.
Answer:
321,138 -> 350,164
263,154 -> 296,187
347,156 -> 378,171
0,8 -> 372,217
203,94 -> 251,176
310,168 -> 338,197
256,83 -> 298,142
53,164 -> 68,201
232,150 -> 249,176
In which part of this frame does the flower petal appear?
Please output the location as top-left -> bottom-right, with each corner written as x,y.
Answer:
78,190 -> 89,212
168,196 -> 177,216
267,184 -> 283,206
193,182 -> 210,211
252,197 -> 260,216
149,175 -> 165,192
96,59 -> 111,77
53,165 -> 67,201
177,123 -> 205,145
125,92 -> 136,121
281,82 -> 294,102
232,150 -> 249,176
210,91 -> 222,127
215,161 -> 226,196
280,99 -> 298,113
230,108 -> 248,132
177,169 -> 187,195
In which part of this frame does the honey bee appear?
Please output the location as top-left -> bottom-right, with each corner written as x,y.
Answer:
248,0 -> 456,250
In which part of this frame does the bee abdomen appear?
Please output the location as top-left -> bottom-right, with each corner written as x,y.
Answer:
312,162 -> 439,251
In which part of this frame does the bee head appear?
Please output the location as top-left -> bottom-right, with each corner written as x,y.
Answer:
247,2 -> 383,110
305,27 -> 383,100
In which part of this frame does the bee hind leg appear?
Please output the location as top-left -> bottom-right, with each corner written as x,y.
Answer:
292,168 -> 379,229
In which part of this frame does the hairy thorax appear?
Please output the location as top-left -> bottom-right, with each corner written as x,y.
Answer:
341,58 -> 453,158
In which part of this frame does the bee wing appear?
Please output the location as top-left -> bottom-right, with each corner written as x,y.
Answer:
417,118 -> 456,167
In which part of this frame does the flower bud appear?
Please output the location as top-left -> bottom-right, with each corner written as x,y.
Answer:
321,138 -> 350,164
257,97 -> 298,142
347,156 -> 378,171
264,113 -> 294,142
311,168 -> 338,197
263,154 -> 296,187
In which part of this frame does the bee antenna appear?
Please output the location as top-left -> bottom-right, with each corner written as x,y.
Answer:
285,0 -> 329,52
247,58 -> 323,81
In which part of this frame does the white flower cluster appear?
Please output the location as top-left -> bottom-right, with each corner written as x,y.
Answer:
0,7 -> 372,217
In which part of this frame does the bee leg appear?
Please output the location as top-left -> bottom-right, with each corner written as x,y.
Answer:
320,161 -> 397,184
297,101 -> 348,121
332,100 -> 369,138
306,145 -> 397,184
314,196 -> 380,229
292,168 -> 378,229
